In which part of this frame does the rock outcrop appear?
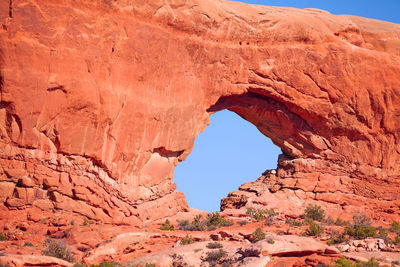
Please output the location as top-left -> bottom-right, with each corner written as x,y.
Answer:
0,0 -> 400,224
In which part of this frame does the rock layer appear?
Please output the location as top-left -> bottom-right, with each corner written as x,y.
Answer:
0,0 -> 400,223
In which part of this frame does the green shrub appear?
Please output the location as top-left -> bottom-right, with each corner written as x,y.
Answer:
177,213 -> 232,231
204,249 -> 227,263
306,221 -> 323,236
343,215 -> 376,240
42,238 -> 75,262
206,242 -> 223,249
145,264 -> 156,267
177,219 -> 195,231
98,261 -> 122,267
180,234 -> 195,245
0,233 -> 8,241
23,241 -> 34,247
267,238 -> 275,244
330,257 -> 355,267
335,218 -> 349,226
246,207 -> 265,221
160,219 -> 175,231
390,221 -> 400,233
327,234 -> 347,245
344,225 -> 376,240
356,258 -> 379,267
251,228 -> 265,243
392,235 -> 400,245
286,219 -> 303,227
238,220 -> 248,226
304,205 -> 325,222
206,213 -> 233,227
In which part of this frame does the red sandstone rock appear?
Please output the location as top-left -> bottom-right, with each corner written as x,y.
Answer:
0,0 -> 399,225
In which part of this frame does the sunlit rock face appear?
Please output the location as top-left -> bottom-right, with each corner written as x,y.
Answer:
0,0 -> 399,224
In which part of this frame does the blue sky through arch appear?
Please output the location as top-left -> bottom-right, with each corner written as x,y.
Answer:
174,110 -> 281,212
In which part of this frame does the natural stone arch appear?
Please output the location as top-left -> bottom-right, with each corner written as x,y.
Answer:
0,0 -> 399,224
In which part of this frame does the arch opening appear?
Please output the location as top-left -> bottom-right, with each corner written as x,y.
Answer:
173,109 -> 281,213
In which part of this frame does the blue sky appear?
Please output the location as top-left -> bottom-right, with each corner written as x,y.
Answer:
173,1 -> 399,213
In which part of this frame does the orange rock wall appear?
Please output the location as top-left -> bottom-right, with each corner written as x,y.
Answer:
1,0 -> 400,223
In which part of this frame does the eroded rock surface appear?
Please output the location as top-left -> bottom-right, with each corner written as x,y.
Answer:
0,0 -> 400,223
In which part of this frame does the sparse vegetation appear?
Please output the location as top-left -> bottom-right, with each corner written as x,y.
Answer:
145,264 -> 156,267
204,249 -> 227,263
335,218 -> 349,226
303,205 -> 325,222
69,220 -> 75,226
286,219 -> 303,227
251,227 -> 265,243
206,242 -> 223,249
267,238 -> 275,244
177,213 -> 233,231
0,263 -> 12,267
206,212 -> 234,227
180,234 -> 195,245
392,234 -> 400,245
0,232 -> 7,241
306,221 -> 323,236
327,234 -> 347,245
390,221 -> 400,233
344,215 -> 376,240
237,247 -> 261,257
246,207 -> 277,222
328,257 -> 379,267
23,241 -> 34,247
238,220 -> 248,226
73,264 -> 85,267
160,219 -> 175,231
42,238 -> 75,263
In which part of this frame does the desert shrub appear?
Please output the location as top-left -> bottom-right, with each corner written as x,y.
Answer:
392,235 -> 400,245
145,264 -> 156,267
357,258 -> 379,267
267,238 -> 275,244
377,227 -> 390,243
390,221 -> 400,233
392,260 -> 400,266
286,219 -> 303,227
73,264 -> 85,267
160,219 -> 175,231
330,257 -> 354,267
352,214 -> 371,226
42,238 -> 75,262
251,227 -> 265,243
327,234 -> 347,245
206,213 -> 233,227
304,205 -> 325,222
177,219 -> 195,231
237,247 -> 261,257
98,261 -> 122,267
335,218 -> 350,226
344,224 -> 376,240
306,221 -> 323,236
24,241 -> 34,247
0,233 -> 7,241
246,207 -> 265,221
207,242 -> 223,249
238,220 -> 248,226
177,213 -> 232,232
69,220 -> 75,226
204,249 -> 227,263
180,234 -> 195,245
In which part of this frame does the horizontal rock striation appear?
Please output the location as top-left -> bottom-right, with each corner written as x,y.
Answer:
0,0 -> 400,223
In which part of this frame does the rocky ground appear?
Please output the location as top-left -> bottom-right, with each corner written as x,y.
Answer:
1,207 -> 399,267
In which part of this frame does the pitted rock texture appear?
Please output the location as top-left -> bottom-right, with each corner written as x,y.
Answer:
0,0 -> 400,223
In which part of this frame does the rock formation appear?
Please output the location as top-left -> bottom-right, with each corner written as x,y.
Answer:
0,0 -> 400,224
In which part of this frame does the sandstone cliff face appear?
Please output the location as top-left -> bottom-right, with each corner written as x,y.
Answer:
0,0 -> 400,224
